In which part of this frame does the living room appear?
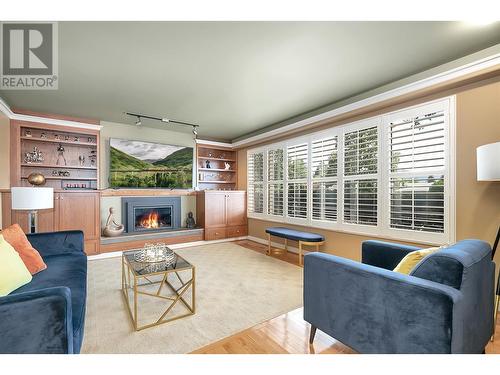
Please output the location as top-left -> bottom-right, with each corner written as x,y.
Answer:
1,2 -> 500,371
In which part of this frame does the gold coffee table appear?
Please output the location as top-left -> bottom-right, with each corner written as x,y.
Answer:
121,249 -> 195,331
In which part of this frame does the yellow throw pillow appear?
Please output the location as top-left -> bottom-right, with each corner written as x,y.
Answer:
0,234 -> 33,297
393,247 -> 441,275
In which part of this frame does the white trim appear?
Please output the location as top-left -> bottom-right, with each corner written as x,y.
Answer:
232,53 -> 500,147
0,96 -> 103,131
195,139 -> 234,149
87,236 -> 248,260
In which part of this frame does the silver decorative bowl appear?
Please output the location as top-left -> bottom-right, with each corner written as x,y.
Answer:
134,243 -> 175,264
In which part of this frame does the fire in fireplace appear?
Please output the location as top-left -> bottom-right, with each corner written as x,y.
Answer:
134,207 -> 172,231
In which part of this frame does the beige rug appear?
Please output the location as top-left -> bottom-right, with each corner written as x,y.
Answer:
81,242 -> 303,353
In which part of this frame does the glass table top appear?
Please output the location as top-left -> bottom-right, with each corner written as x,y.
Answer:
123,249 -> 193,276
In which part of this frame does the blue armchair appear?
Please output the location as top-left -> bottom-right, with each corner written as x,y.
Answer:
0,230 -> 87,354
304,239 -> 495,353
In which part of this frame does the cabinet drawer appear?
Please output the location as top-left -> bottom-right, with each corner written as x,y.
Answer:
205,228 -> 227,241
227,225 -> 247,238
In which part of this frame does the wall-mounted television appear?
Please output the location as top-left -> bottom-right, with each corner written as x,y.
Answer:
109,138 -> 193,189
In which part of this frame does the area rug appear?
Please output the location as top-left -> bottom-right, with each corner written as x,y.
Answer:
81,242 -> 303,353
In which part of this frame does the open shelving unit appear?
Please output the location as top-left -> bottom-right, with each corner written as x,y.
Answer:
12,122 -> 100,190
196,144 -> 237,190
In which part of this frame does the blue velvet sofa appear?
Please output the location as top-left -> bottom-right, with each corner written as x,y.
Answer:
0,230 -> 87,354
304,239 -> 495,354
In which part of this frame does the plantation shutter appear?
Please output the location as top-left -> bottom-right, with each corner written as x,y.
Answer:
311,136 -> 338,222
389,110 -> 446,233
247,151 -> 264,214
268,148 -> 284,216
343,126 -> 378,226
287,143 -> 308,219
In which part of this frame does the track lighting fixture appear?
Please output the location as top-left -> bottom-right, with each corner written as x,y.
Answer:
125,112 -> 200,132
192,126 -> 198,139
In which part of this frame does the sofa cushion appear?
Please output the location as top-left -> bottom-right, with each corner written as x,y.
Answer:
1,224 -> 47,275
393,247 -> 441,274
0,235 -> 33,296
12,253 -> 87,351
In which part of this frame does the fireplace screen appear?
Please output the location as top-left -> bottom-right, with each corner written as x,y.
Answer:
134,206 -> 172,231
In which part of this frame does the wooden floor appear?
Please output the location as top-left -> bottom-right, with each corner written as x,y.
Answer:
191,239 -> 500,354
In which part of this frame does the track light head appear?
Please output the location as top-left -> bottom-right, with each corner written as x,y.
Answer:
192,126 -> 198,136
161,118 -> 170,123
135,116 -> 142,126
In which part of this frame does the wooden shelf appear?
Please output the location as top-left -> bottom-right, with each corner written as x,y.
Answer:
21,136 -> 97,147
197,156 -> 236,162
198,168 -> 236,172
22,176 -> 98,181
199,181 -> 236,184
21,163 -> 97,170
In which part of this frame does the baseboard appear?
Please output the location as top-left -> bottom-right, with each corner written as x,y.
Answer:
247,235 -> 312,256
87,236 -> 249,261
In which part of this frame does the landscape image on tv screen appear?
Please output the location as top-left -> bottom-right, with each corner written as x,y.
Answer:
109,138 -> 193,188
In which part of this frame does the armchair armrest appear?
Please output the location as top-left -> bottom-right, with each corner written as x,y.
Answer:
361,240 -> 420,270
27,230 -> 84,257
304,253 -> 464,353
0,287 -> 74,354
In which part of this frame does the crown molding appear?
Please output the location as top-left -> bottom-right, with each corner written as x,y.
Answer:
232,52 -> 500,148
0,96 -> 103,131
195,138 -> 234,149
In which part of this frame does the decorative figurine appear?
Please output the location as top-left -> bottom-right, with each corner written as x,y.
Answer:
54,134 -> 60,140
208,152 -> 213,157
89,150 -> 97,167
24,146 -> 44,163
27,172 -> 46,186
102,207 -> 125,237
64,135 -> 70,141
224,162 -> 231,170
88,137 -> 93,143
78,155 -> 85,166
205,160 -> 211,169
219,153 -> 226,159
186,212 -> 196,229
25,130 -> 32,137
74,136 -> 80,142
56,143 -> 67,165
40,132 -> 47,139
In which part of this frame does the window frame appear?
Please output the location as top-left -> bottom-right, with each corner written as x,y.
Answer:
246,96 -> 456,245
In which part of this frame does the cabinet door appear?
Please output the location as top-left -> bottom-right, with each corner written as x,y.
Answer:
204,192 -> 227,228
226,191 -> 247,226
55,192 -> 100,253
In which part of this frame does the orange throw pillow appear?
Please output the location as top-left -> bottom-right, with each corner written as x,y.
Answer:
1,224 -> 47,275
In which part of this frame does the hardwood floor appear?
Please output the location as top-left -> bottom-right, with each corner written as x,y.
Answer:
191,239 -> 500,354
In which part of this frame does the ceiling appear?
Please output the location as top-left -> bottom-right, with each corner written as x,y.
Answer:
1,21 -> 500,141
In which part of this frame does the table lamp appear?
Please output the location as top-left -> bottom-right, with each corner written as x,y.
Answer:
11,187 -> 54,233
477,141 -> 500,339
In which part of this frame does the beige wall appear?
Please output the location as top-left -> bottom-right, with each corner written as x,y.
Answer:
99,121 -> 195,189
239,80 -> 500,262
0,113 -> 10,228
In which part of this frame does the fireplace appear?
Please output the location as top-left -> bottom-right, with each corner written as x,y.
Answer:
122,197 -> 181,234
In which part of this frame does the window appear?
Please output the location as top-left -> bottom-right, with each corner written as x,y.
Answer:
246,97 -> 455,244
286,143 -> 308,219
247,151 -> 264,214
343,126 -> 378,226
388,110 -> 446,234
311,136 -> 338,222
268,148 -> 284,216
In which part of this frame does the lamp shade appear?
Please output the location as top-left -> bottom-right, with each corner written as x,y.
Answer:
477,142 -> 500,181
11,187 -> 54,210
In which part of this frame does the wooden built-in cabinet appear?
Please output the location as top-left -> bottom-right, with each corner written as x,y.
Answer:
1,191 -> 101,255
196,190 -> 247,240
